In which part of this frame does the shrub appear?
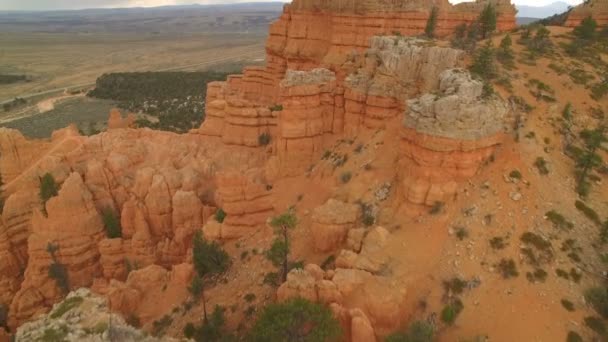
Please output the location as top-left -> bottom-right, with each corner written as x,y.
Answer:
39,173 -> 59,204
490,237 -> 506,250
192,231 -> 230,278
152,315 -> 173,337
584,316 -> 606,335
561,299 -> 575,312
183,323 -> 196,339
497,258 -> 518,278
50,296 -> 83,319
545,211 -> 573,230
244,293 -> 256,303
215,208 -> 226,223
443,277 -> 467,295
526,268 -> 548,283
429,201 -> 444,215
189,274 -> 203,300
269,104 -> 283,112
567,331 -> 583,342
509,170 -> 522,179
249,298 -> 342,342
441,299 -> 464,325
340,171 -> 352,184
101,208 -> 122,239
575,200 -> 601,225
585,287 -> 608,318
497,34 -> 515,68
534,157 -> 549,175
456,227 -> 469,240
385,320 -> 434,342
258,132 -> 271,146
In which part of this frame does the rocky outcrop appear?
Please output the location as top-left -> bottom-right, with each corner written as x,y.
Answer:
335,226 -> 390,274
310,198 -> 360,252
565,0 -> 608,27
205,170 -> 274,240
15,288 -> 174,342
398,69 -> 509,206
343,36 -> 464,134
9,173 -> 104,328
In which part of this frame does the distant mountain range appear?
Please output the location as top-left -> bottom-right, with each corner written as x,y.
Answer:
516,1 -> 572,20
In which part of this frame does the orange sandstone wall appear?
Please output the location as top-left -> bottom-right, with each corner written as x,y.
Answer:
564,0 -> 608,27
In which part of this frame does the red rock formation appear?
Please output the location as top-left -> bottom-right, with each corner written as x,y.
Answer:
204,170 -> 274,240
310,198 -> 360,252
565,0 -> 608,27
9,173 -> 104,328
398,68 -> 509,206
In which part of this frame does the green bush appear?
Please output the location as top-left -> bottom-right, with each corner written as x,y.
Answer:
39,173 -> 59,204
561,299 -> 575,312
497,258 -> 518,278
441,299 -> 464,325
340,171 -> 352,184
478,3 -> 497,39
509,170 -> 522,179
567,331 -> 583,342
215,208 -> 226,223
429,201 -> 444,215
258,132 -> 272,146
573,16 -> 598,41
192,231 -> 230,278
545,211 -> 573,230
584,316 -> 606,335
585,287 -> 608,318
102,208 -> 122,239
470,41 -> 496,80
575,200 -> 601,225
385,320 -> 434,342
248,298 -> 342,342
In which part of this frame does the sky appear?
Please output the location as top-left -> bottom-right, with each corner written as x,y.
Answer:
0,0 -> 585,12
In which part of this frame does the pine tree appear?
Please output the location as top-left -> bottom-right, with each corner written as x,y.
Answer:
573,16 -> 597,41
478,3 -> 497,39
497,34 -> 514,68
470,40 -> 496,80
266,210 -> 297,283
425,7 -> 439,39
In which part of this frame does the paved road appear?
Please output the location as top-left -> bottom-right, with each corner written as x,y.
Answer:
0,45 -> 265,105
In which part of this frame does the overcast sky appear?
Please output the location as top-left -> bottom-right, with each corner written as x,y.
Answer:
0,0 -> 585,12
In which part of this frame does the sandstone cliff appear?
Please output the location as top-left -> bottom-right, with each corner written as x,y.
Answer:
565,0 -> 608,27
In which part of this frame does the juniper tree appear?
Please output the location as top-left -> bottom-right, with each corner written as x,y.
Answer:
573,16 -> 597,41
497,34 -> 515,68
568,125 -> 607,197
470,40 -> 497,80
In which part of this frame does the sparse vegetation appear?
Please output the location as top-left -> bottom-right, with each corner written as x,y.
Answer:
584,316 -> 606,336
50,296 -> 83,319
46,243 -> 70,294
152,314 -> 173,337
183,305 -> 233,341
534,157 -> 549,175
490,236 -> 507,250
101,207 -> 122,239
585,287 -> 608,318
567,125 -> 607,197
545,210 -> 573,230
441,299 -> 464,325
39,173 -> 59,206
340,171 -> 352,184
478,3 -> 497,39
385,320 -> 434,342
249,298 -> 342,342
215,208 -> 226,223
561,299 -> 575,312
429,201 -> 444,215
497,34 -> 515,68
509,170 -> 522,180
258,132 -> 271,146
456,227 -> 469,241
497,258 -> 518,278
470,41 -> 496,80
191,231 -> 230,322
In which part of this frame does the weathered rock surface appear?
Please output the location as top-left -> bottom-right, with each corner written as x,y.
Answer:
15,288 -> 176,342
310,199 -> 360,252
398,69 -> 509,206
